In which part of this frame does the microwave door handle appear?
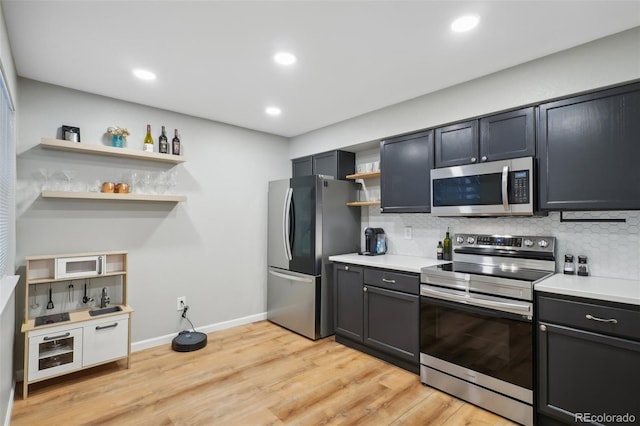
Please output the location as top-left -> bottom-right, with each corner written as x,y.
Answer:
501,165 -> 509,211
283,188 -> 293,261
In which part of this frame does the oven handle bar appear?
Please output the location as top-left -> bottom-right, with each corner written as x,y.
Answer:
502,165 -> 509,211
421,286 -> 532,317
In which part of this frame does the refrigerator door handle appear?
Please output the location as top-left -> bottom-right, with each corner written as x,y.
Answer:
269,269 -> 314,284
283,187 -> 293,261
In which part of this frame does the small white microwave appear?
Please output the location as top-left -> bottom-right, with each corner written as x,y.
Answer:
55,255 -> 105,279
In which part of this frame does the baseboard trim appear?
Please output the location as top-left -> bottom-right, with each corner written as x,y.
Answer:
3,381 -> 14,426
131,312 -> 267,352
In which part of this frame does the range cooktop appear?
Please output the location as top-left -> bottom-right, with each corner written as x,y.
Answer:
34,312 -> 70,327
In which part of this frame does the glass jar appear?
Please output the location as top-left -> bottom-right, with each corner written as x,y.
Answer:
577,255 -> 589,276
563,254 -> 575,275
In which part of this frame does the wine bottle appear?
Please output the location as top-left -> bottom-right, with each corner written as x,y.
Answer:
143,124 -> 154,152
437,241 -> 443,260
443,228 -> 452,261
172,129 -> 181,156
158,126 -> 169,154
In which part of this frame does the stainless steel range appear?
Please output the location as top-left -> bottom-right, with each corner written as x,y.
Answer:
420,233 -> 556,426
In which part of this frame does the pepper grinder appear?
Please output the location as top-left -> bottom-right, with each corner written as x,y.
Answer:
563,254 -> 575,275
577,255 -> 590,276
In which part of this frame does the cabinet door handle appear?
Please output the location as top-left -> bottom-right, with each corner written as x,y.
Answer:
43,332 -> 71,341
539,324 -> 547,332
585,314 -> 618,324
96,323 -> 119,330
363,287 -> 368,292
470,157 -> 477,163
481,156 -> 488,162
382,278 -> 396,284
345,266 -> 349,271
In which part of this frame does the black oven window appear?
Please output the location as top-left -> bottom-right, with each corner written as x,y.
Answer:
421,298 -> 532,390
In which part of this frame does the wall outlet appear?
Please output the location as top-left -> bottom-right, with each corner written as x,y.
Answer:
404,226 -> 413,240
176,296 -> 186,311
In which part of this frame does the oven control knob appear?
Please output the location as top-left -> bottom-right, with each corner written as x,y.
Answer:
538,239 -> 549,248
456,236 -> 464,244
467,236 -> 475,244
524,239 -> 534,247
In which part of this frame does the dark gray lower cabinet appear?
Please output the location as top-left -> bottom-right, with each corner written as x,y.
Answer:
334,263 -> 419,374
536,293 -> 640,425
334,264 -> 363,341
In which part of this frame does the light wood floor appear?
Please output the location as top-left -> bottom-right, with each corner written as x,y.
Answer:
12,321 -> 517,425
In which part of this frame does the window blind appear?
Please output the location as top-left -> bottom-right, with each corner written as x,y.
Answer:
0,71 -> 15,279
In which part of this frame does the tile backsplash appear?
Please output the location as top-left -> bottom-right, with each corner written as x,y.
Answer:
366,209 -> 640,281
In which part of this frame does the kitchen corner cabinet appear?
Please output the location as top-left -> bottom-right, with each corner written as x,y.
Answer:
22,251 -> 133,398
39,138 -> 187,203
292,150 -> 355,180
380,130 -> 433,213
536,292 -> 640,425
537,82 -> 640,210
334,263 -> 420,374
434,107 -> 535,168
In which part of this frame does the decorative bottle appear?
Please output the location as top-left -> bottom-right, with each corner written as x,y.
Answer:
158,126 -> 169,154
143,124 -> 154,152
443,228 -> 452,261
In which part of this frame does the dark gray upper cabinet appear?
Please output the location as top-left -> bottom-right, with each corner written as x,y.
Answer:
435,108 -> 535,168
537,82 -> 640,210
479,107 -> 535,162
292,156 -> 312,177
380,130 -> 434,213
292,150 -> 355,180
434,120 -> 479,168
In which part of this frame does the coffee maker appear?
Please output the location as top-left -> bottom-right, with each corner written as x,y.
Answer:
364,227 -> 386,256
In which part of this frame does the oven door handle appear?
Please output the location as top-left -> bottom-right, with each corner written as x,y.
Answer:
421,286 -> 532,317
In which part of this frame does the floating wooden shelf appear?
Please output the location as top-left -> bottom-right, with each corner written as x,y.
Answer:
346,200 -> 381,207
40,138 -> 186,164
42,191 -> 186,202
346,171 -> 381,180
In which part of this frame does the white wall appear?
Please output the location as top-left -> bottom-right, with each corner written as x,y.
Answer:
290,26 -> 640,158
15,79 -> 290,349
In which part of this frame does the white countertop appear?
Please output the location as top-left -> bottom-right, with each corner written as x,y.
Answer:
328,253 -> 448,274
536,274 -> 640,306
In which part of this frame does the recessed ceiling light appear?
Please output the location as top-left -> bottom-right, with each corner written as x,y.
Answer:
266,106 -> 282,116
451,15 -> 480,33
273,52 -> 297,66
132,69 -> 157,80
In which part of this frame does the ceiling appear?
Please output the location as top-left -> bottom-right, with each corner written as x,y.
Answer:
3,1 -> 640,138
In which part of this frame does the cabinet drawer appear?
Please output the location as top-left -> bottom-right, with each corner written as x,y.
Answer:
28,327 -> 83,382
537,294 -> 640,340
83,317 -> 129,367
364,268 -> 419,295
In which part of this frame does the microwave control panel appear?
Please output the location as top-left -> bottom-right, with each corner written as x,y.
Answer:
509,170 -> 530,204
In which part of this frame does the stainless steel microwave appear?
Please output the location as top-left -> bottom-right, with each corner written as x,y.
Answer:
431,156 -> 534,216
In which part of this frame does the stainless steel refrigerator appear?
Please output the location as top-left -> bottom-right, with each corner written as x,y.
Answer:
267,175 -> 360,340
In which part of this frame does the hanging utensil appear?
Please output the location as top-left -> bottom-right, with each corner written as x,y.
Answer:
68,282 -> 74,302
83,281 -> 93,304
31,284 -> 40,309
47,283 -> 54,310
